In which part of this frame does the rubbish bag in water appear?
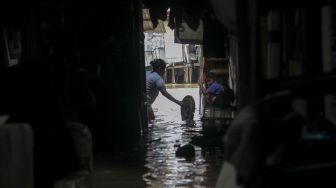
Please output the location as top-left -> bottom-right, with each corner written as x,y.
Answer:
181,95 -> 195,121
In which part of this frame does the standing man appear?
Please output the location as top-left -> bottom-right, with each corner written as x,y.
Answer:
146,59 -> 182,121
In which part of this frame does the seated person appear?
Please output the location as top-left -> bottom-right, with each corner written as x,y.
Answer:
198,72 -> 225,105
214,83 -> 235,109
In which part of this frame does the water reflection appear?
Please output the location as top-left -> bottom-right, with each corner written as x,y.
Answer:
143,88 -> 224,188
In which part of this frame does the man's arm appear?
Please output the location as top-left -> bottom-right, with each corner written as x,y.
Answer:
198,80 -> 208,96
160,87 -> 182,106
198,80 -> 216,103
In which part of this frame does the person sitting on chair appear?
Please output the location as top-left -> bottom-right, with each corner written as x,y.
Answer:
198,72 -> 225,105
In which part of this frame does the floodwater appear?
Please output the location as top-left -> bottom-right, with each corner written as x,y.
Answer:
143,87 -> 225,188
92,87 -> 225,188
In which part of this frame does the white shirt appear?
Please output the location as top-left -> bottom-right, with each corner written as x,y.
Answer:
146,71 -> 165,105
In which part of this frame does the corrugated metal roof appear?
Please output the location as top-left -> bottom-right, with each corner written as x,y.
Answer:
143,9 -> 166,33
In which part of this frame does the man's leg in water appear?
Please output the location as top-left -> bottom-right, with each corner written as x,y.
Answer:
147,104 -> 155,121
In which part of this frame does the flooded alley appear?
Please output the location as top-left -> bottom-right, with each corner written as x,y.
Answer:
144,87 -> 224,187
2,1 -> 336,188
93,87 -> 225,188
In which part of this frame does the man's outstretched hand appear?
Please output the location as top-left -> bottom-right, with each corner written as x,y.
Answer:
176,101 -> 183,106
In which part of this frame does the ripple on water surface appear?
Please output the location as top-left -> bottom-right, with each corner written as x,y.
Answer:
143,88 -> 224,188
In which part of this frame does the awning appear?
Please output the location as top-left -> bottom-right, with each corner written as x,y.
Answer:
143,9 -> 166,33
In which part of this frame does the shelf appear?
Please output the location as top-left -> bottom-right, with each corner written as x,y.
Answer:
205,57 -> 228,62
264,73 -> 336,98
258,0 -> 334,12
